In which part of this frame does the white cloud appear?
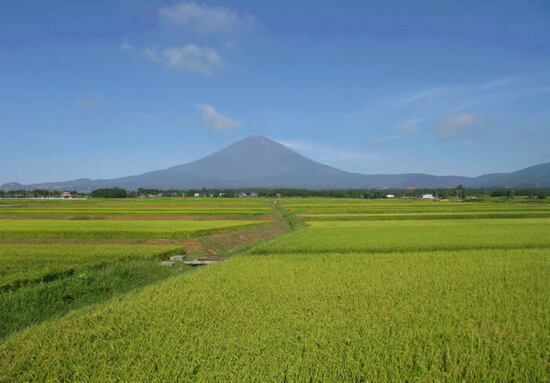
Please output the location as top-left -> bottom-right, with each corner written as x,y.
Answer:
436,113 -> 478,139
122,44 -> 222,75
121,3 -> 257,74
162,45 -> 221,74
195,104 -> 243,131
159,2 -> 257,33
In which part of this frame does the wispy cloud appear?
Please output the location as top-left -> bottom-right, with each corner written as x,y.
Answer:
393,88 -> 445,109
195,104 -> 243,131
436,113 -> 479,139
121,43 -> 222,75
396,117 -> 427,133
277,140 -> 376,162
372,121 -> 416,146
159,1 -> 257,34
391,72 -> 550,110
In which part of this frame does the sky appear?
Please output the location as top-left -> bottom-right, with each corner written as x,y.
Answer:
1,0 -> 549,184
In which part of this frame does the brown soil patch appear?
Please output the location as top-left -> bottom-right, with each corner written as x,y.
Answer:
180,211 -> 290,258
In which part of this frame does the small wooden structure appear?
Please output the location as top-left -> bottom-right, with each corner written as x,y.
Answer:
183,256 -> 229,266
160,254 -> 186,267
170,255 -> 186,261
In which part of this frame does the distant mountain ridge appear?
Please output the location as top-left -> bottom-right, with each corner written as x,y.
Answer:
2,136 -> 550,191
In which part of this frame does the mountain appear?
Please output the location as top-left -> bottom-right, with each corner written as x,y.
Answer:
466,162 -> 550,188
2,136 -> 550,191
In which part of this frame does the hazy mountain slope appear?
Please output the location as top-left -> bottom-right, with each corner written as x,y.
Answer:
2,136 -> 549,191
468,162 -> 550,188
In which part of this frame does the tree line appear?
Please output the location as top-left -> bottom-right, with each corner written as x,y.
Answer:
1,187 -> 548,199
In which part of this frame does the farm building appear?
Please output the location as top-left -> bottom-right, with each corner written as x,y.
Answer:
60,192 -> 72,199
422,194 -> 435,200
386,194 -> 395,198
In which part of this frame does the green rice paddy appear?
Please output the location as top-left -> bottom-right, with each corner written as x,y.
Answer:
0,219 -> 266,239
0,197 -> 548,381
253,217 -> 550,253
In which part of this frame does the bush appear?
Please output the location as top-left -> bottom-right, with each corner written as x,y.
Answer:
91,188 -> 127,198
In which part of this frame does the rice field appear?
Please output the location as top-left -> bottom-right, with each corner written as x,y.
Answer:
1,248 -> 547,381
0,198 -> 274,343
253,218 -> 550,253
0,219 -> 266,239
0,197 -> 548,381
0,198 -> 271,218
300,211 -> 550,220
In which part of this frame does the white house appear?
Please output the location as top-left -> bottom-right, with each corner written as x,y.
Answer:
194,193 -> 200,197
422,194 -> 435,200
386,194 -> 395,198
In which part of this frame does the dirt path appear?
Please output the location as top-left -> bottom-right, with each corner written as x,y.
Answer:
181,205 -> 294,259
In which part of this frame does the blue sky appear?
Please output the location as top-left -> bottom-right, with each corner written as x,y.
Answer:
1,0 -> 549,184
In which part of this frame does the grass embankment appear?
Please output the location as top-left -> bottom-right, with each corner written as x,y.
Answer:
0,244 -> 185,341
0,244 -> 183,290
0,258 -> 188,342
1,248 -> 547,381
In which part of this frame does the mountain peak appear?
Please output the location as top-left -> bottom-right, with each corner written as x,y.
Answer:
233,135 -> 280,146
243,135 -> 269,141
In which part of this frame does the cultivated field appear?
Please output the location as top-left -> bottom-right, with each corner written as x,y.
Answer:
0,219 -> 264,239
0,198 -> 272,343
253,218 -> 550,253
0,197 -> 548,381
0,198 -> 271,219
